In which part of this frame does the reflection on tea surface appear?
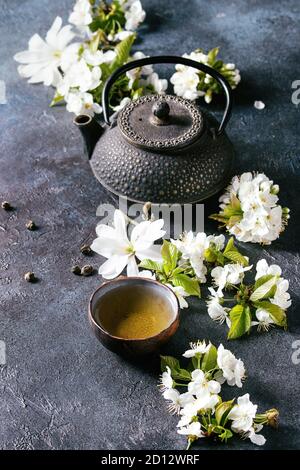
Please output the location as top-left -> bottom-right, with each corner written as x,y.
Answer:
95,284 -> 175,339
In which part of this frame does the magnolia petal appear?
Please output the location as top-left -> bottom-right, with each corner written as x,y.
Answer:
114,210 -> 128,241
126,256 -> 139,277
45,16 -> 63,46
135,244 -> 162,262
98,254 -> 129,279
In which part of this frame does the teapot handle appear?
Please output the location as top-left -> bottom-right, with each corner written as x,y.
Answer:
102,55 -> 232,135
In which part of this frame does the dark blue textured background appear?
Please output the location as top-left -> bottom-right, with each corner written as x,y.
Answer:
0,0 -> 299,450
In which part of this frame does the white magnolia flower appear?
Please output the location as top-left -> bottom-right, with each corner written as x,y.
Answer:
14,17 -> 76,86
125,1 -> 146,31
170,68 -> 200,101
159,366 -> 173,391
140,72 -> 168,94
163,389 -> 194,414
246,424 -> 266,446
183,340 -> 211,358
228,394 -> 257,433
188,369 -> 221,397
251,308 -> 275,332
83,49 -> 116,66
211,263 -> 252,290
69,0 -> 93,27
65,90 -> 102,116
172,231 -> 208,282
177,421 -> 203,438
57,58 -> 101,96
217,173 -> 288,244
206,287 -> 230,325
217,344 -> 245,388
91,210 -> 165,279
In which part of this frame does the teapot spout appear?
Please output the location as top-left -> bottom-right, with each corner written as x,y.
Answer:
74,114 -> 103,159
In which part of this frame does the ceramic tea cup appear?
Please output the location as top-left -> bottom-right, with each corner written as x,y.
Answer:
89,277 -> 180,356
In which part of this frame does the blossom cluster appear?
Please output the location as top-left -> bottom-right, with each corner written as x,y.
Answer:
207,257 -> 291,338
14,0 -> 167,116
90,208 -> 291,337
160,341 -> 278,448
210,172 -> 290,244
170,48 -> 241,104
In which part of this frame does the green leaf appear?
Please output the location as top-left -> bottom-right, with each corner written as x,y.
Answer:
254,301 -> 287,328
223,237 -> 235,254
219,427 -> 233,442
207,47 -> 219,64
201,344 -> 217,372
250,276 -> 277,302
224,250 -> 248,266
204,247 -> 217,263
50,93 -> 64,107
172,368 -> 192,381
160,355 -> 180,373
209,213 -> 228,225
228,304 -> 252,339
172,274 -> 200,297
228,215 -> 243,227
191,356 -> 199,370
215,399 -> 235,426
112,33 -> 136,68
230,193 -> 241,211
139,259 -> 162,272
160,356 -> 191,381
161,240 -> 179,272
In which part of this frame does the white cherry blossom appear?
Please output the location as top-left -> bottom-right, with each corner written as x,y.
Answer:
139,72 -> 168,94
167,285 -> 189,309
163,389 -> 194,414
124,1 -> 146,31
228,394 -> 257,433
188,369 -> 221,397
206,287 -> 230,325
159,366 -> 173,391
177,421 -> 203,438
217,344 -> 245,388
69,0 -> 93,27
183,340 -> 211,358
251,308 -> 275,332
65,90 -> 102,116
211,263 -> 252,290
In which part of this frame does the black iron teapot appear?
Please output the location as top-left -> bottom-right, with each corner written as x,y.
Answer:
74,56 -> 234,204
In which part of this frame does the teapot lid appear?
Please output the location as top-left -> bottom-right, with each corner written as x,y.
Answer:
117,94 -> 204,151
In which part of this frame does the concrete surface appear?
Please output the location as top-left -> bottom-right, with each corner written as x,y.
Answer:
0,0 -> 300,450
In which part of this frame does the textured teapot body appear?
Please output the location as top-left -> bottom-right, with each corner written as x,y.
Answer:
74,55 -> 235,204
90,112 -> 234,204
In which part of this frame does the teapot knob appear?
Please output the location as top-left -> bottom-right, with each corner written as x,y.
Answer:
151,100 -> 170,124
